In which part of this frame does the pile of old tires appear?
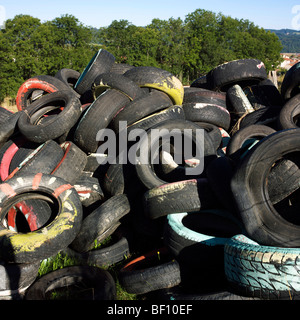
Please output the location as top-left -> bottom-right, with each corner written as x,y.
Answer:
0,48 -> 299,300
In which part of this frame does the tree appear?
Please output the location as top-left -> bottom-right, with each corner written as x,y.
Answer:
0,14 -> 94,101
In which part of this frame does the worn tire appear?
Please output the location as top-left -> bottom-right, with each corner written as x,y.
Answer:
124,66 -> 184,105
74,49 -> 116,95
0,173 -> 82,263
231,128 -> 300,247
119,247 -> 181,294
16,75 -> 71,111
70,194 -> 130,252
144,179 -> 216,219
207,59 -> 268,91
17,90 -> 81,143
278,94 -> 300,130
25,266 -> 116,300
224,234 -> 300,300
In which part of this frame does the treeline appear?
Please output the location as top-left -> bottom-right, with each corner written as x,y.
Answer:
0,9 -> 283,102
268,29 -> 300,53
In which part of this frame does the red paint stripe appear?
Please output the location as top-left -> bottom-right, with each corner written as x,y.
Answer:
7,207 -> 16,230
16,79 -> 58,111
51,142 -> 71,175
32,173 -> 43,190
0,183 -> 16,197
52,184 -> 72,198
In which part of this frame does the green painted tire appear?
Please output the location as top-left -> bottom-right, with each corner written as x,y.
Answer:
225,234 -> 300,300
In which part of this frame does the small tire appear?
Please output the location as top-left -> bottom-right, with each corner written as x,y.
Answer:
119,247 -> 181,295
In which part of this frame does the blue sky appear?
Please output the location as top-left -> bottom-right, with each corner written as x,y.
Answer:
0,0 -> 299,30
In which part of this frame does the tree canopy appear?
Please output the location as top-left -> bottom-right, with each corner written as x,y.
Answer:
0,10 -> 283,102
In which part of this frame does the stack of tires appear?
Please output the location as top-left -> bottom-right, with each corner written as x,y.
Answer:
0,49 -> 299,300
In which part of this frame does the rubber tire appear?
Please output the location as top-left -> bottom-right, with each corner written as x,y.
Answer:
224,234 -> 300,300
51,142 -> 87,185
74,49 -> 116,95
227,84 -> 255,117
182,102 -> 231,130
73,89 -> 131,153
70,194 -> 130,252
183,88 -> 227,108
55,68 -> 80,89
126,105 -> 185,133
144,179 -> 216,219
207,59 -> 268,91
119,247 -> 181,295
74,175 -> 105,207
0,111 -> 23,149
124,66 -> 184,105
226,124 -> 276,163
16,75 -> 72,111
25,266 -> 116,300
0,107 -> 14,125
135,119 -> 217,189
231,128 -> 300,247
278,94 -> 300,130
110,90 -> 174,132
17,90 -> 81,143
281,61 -> 300,101
92,72 -> 144,100
6,140 -> 64,180
0,173 -> 82,263
0,260 -> 40,300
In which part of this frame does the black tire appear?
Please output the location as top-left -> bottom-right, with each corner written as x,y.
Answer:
51,142 -> 87,185
7,140 -> 64,180
16,75 -> 72,111
207,59 -> 268,91
124,66 -> 184,105
281,61 -> 300,100
144,179 -> 216,219
74,49 -> 116,95
231,129 -> 300,247
25,266 -> 116,300
110,90 -> 174,132
119,247 -> 181,295
190,75 -> 211,89
110,63 -> 134,74
206,156 -> 238,213
63,227 -> 130,267
0,173 -> 82,263
70,194 -> 130,252
0,107 -> 14,125
226,124 -> 276,163
183,88 -> 227,108
243,79 -> 284,108
278,94 -> 300,130
224,234 -> 300,300
54,68 -> 80,89
0,111 -> 23,149
17,90 -> 81,143
0,261 -> 40,300
126,105 -> 185,133
74,175 -> 105,207
135,119 -> 217,189
73,89 -> 131,153
182,102 -> 231,130
92,72 -> 144,100
239,105 -> 282,130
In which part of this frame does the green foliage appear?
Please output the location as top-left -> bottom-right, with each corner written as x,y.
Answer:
0,10 -> 283,101
0,14 -> 95,101
268,29 -> 300,53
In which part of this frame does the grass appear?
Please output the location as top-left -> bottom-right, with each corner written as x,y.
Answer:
37,244 -> 138,300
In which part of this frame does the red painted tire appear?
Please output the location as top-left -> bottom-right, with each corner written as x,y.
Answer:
16,75 -> 71,111
0,173 -> 82,263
